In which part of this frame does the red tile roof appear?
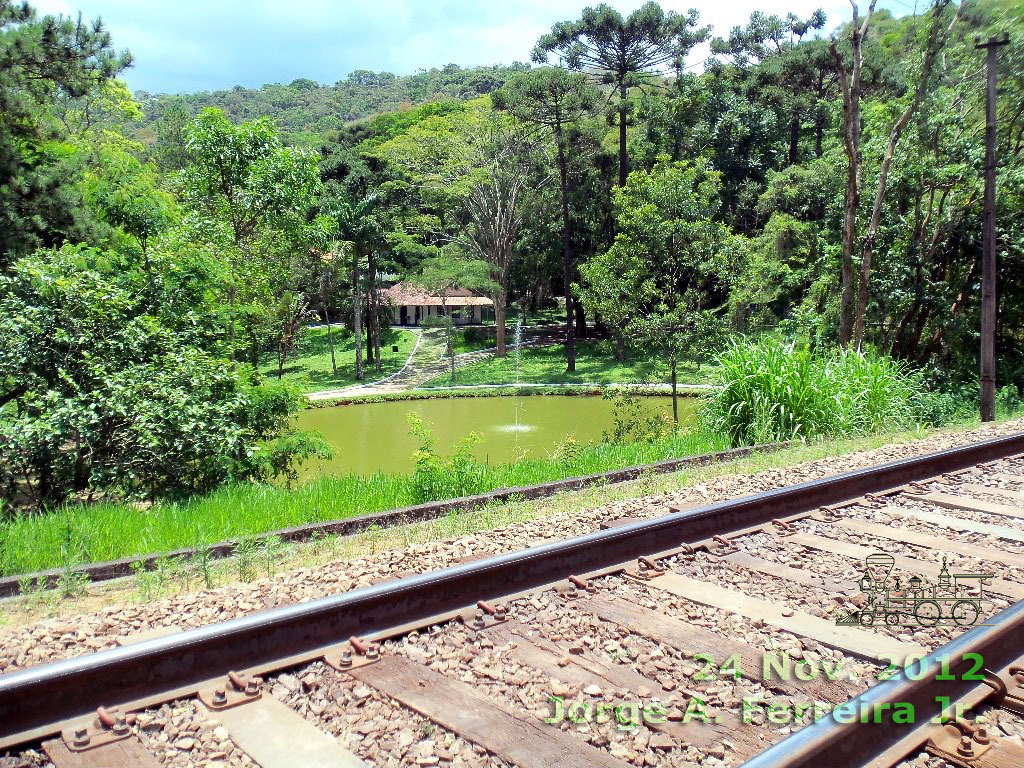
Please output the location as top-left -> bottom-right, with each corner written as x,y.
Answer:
383,281 -> 493,307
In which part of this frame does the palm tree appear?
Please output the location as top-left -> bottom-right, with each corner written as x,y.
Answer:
327,189 -> 387,380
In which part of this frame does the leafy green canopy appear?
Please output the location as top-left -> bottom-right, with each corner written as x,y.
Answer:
492,68 -> 597,129
178,107 -> 323,366
82,139 -> 176,256
532,2 -> 708,85
578,156 -> 733,419
579,156 -> 730,356
0,245 -> 324,507
0,0 -> 131,262
182,107 -> 320,249
493,67 -> 599,371
533,2 -> 710,184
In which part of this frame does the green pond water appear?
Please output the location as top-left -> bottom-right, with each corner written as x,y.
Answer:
295,394 -> 696,476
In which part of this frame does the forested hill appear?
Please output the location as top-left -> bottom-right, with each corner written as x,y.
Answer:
133,63 -> 530,144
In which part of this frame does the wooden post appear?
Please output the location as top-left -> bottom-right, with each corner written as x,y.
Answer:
976,35 -> 1008,422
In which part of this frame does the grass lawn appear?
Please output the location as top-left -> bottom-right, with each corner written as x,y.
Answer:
451,328 -> 496,355
423,339 -> 713,387
260,326 -> 418,393
450,310 -> 569,356
506,306 -> 566,325
464,306 -> 567,328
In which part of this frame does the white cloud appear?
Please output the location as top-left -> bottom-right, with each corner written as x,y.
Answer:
31,0 -> 913,93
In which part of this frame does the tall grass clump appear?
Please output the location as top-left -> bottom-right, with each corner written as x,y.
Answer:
700,338 -> 933,446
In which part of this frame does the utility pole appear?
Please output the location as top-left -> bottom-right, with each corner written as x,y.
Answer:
976,34 -> 1008,422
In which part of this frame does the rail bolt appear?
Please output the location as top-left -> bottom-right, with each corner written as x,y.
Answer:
366,645 -> 380,660
957,735 -> 974,757
974,726 -> 990,745
213,688 -> 227,706
338,650 -> 353,668
72,727 -> 90,748
112,714 -> 129,735
244,677 -> 260,696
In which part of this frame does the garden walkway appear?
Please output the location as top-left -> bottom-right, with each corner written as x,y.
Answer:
307,326 -> 565,400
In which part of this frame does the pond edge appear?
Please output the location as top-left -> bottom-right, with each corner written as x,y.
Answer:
305,384 -> 710,408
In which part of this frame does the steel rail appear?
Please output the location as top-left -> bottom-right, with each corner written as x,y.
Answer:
741,599 -> 1024,768
1,431 -> 1022,748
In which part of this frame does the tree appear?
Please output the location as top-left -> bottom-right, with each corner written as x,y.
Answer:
324,187 -> 389,380
830,1 -> 878,347
272,291 -> 315,379
53,76 -> 143,138
0,1 -> 131,264
579,157 -> 729,422
573,238 -> 634,362
852,0 -> 962,348
150,99 -> 192,171
310,247 -> 345,375
370,100 -> 539,356
493,68 -> 597,371
0,245 -> 323,507
412,251 -> 495,382
82,140 -> 176,261
457,121 -> 534,358
532,2 -> 709,186
181,108 -> 320,356
711,10 -> 830,166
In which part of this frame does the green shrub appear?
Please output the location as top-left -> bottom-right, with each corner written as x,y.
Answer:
916,386 -> 974,426
699,339 -> 936,446
548,436 -> 582,469
602,388 -> 673,443
407,413 -> 487,503
0,244 -> 327,508
997,384 -> 1022,418
463,327 -> 489,345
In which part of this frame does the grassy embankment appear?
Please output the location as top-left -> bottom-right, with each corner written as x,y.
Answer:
0,430 -> 727,576
4,417 -> 1019,625
306,385 -> 674,408
260,326 -> 417,393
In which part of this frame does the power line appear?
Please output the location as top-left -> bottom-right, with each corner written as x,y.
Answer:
887,0 -> 921,16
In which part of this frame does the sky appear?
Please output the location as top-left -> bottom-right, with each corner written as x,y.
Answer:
29,0 -> 921,94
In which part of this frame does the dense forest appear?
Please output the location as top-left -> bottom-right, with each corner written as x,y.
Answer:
1,0 -> 1023,512
133,63 -> 531,146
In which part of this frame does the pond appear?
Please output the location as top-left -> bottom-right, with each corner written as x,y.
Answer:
295,394 -> 698,476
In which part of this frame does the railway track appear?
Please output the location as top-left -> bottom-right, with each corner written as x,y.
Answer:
3,432 -> 1024,768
